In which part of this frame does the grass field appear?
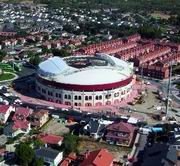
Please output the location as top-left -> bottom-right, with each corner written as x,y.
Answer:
0,73 -> 15,81
0,63 -> 15,73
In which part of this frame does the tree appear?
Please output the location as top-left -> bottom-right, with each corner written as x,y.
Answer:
138,25 -> 162,39
0,50 -> 6,62
52,48 -> 70,57
32,157 -> 44,166
29,55 -> 41,66
63,134 -> 79,154
34,139 -> 44,149
15,143 -> 35,166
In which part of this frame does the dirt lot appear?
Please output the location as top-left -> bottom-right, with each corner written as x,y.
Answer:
40,118 -> 76,136
78,138 -> 131,161
151,11 -> 171,20
128,86 -> 164,124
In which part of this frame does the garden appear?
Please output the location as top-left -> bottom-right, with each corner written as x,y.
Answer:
0,63 -> 18,81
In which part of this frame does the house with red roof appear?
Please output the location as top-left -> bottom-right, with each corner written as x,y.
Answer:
0,105 -> 15,124
105,122 -> 137,147
80,149 -> 114,166
60,152 -> 77,166
60,149 -> 114,166
4,107 -> 31,137
38,133 -> 63,146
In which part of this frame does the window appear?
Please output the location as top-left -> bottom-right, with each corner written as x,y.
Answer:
114,92 -> 119,97
42,89 -> 46,94
95,95 -> 102,100
48,91 -> 53,96
105,94 -> 111,99
78,96 -> 81,100
64,94 -> 67,99
74,96 -> 78,100
68,95 -> 71,100
59,94 -> 61,98
85,96 -> 88,101
89,96 -> 92,100
56,93 -> 58,97
74,102 -> 78,106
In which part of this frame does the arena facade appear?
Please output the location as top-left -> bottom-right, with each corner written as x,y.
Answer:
36,53 -> 135,107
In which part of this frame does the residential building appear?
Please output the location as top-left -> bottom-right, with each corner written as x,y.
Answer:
38,133 -> 63,146
0,105 -> 15,124
105,122 -> 137,147
83,118 -> 113,139
80,149 -> 114,166
60,152 -> 78,166
4,107 -> 31,137
29,110 -> 49,128
35,147 -> 63,166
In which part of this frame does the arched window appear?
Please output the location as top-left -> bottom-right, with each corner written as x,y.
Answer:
114,92 -> 119,97
106,101 -> 111,105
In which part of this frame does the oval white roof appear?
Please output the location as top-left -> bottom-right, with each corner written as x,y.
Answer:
52,67 -> 131,85
38,54 -> 133,85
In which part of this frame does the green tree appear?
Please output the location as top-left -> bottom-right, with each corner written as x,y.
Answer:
138,25 -> 162,39
15,143 -> 35,166
63,134 -> 79,154
29,55 -> 41,66
52,49 -> 70,57
32,157 -> 44,166
0,50 -> 6,62
34,139 -> 44,149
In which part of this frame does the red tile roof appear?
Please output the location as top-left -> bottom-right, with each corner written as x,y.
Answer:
80,149 -> 114,166
12,120 -> 29,130
38,133 -> 63,145
106,122 -> 136,133
60,152 -> 77,166
12,107 -> 30,130
0,105 -> 10,114
12,107 -> 30,121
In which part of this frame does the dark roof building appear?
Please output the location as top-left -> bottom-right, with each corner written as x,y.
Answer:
35,147 -> 63,166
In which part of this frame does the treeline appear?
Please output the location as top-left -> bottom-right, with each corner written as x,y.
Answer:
33,0 -> 180,14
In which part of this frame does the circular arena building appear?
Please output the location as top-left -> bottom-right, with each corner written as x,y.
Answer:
36,53 -> 134,107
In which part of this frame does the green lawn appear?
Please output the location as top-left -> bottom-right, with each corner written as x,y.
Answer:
0,73 -> 15,81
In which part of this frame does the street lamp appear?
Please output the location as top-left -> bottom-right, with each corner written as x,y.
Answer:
165,61 -> 173,119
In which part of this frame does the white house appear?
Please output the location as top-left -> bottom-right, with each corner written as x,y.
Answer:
0,105 -> 15,124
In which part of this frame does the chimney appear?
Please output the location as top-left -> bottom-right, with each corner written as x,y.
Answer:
84,150 -> 89,159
